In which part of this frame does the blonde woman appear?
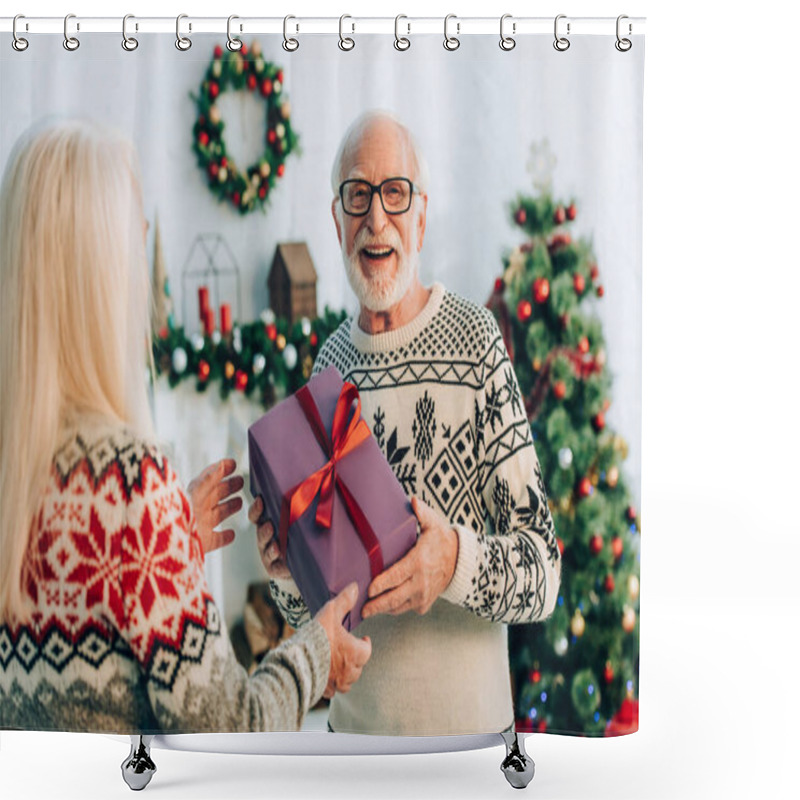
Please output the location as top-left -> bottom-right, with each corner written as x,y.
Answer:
0,120 -> 370,734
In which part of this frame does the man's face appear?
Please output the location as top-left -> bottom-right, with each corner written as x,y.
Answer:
332,121 -> 427,312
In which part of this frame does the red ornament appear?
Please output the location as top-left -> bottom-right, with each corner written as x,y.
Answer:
267,129 -> 277,144
517,299 -> 532,322
578,336 -> 590,354
626,506 -> 637,522
554,206 -> 566,225
552,381 -> 566,400
577,477 -> 593,498
604,663 -> 614,684
240,43 -> 248,56
213,45 -> 223,58
567,203 -> 577,221
532,278 -> 550,304
258,186 -> 267,200
604,574 -> 615,593
208,82 -> 220,100
592,412 -> 606,432
573,273 -> 586,295
233,192 -> 241,206
530,670 -> 541,684
198,360 -> 210,381
266,323 -> 278,341
158,326 -> 169,340
537,720 -> 548,733
277,164 -> 285,177
198,131 -> 209,147
549,233 -> 572,250
557,538 -> 565,555
611,537 -> 623,559
590,535 -> 603,555
590,264 -> 600,280
208,162 -> 219,179
309,332 -> 319,347
493,277 -> 504,293
234,370 -> 248,392
277,69 -> 284,83
220,156 -> 228,168
261,78 -> 273,96
247,73 -> 257,91
515,207 -> 527,225
596,285 -> 605,298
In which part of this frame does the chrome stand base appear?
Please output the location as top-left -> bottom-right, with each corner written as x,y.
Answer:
121,735 -> 156,791
500,730 -> 535,789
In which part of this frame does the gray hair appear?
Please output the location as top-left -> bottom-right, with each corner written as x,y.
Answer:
330,110 -> 430,196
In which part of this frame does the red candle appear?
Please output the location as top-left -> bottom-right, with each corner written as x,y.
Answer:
198,286 -> 210,319
220,303 -> 232,335
204,308 -> 215,335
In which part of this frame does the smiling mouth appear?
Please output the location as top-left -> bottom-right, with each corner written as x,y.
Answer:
361,246 -> 395,261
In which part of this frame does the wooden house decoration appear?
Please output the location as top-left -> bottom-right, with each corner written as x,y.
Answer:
268,242 -> 318,325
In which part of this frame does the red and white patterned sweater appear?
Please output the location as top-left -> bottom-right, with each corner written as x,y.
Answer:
0,421 -> 329,734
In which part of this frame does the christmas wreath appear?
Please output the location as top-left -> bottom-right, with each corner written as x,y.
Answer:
192,41 -> 298,215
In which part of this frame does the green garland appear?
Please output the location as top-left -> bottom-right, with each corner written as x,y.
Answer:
192,41 -> 298,216
153,307 -> 347,406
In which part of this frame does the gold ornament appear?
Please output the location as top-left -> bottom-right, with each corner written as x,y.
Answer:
211,60 -> 222,78
234,54 -> 244,74
276,334 -> 286,351
503,247 -> 526,286
628,575 -> 640,600
596,348 -> 607,368
606,465 -> 619,488
590,471 -> 599,487
558,496 -> 572,514
209,105 -> 221,126
218,167 -> 228,183
532,357 -> 542,372
570,610 -> 585,637
612,435 -> 629,460
302,355 -> 313,380
259,161 -> 271,178
276,123 -> 286,140
622,606 -> 636,633
254,57 -> 265,74
251,40 -> 263,57
224,361 -> 235,380
281,100 -> 292,119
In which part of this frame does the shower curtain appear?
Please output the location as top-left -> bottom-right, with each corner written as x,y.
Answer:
0,19 -> 643,741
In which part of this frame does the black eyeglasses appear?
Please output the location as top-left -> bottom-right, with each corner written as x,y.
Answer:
339,177 -> 416,216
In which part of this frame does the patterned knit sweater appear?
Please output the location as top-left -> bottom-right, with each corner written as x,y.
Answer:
269,283 -> 561,735
0,420 -> 329,734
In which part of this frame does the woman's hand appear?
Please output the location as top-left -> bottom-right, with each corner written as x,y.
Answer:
315,583 -> 372,698
249,496 -> 291,580
187,458 -> 244,555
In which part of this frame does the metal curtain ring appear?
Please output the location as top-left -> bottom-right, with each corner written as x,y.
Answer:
12,14 -> 29,52
499,14 -> 515,51
176,14 -> 192,51
227,15 -> 242,51
394,15 -> 410,50
615,15 -> 632,52
443,14 -> 460,51
553,14 -> 570,52
122,14 -> 138,51
63,14 -> 80,51
283,15 -> 299,52
338,14 -> 355,51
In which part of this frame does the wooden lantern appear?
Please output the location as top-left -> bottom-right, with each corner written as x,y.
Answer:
268,242 -> 318,325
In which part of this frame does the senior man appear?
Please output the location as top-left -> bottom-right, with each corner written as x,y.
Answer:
249,110 -> 561,736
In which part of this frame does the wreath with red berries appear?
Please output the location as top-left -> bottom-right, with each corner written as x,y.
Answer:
192,41 -> 298,215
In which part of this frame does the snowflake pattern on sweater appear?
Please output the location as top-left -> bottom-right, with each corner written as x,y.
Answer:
0,424 -> 329,733
270,284 -> 561,629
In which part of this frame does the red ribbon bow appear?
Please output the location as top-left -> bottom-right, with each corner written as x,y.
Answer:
278,382 -> 385,580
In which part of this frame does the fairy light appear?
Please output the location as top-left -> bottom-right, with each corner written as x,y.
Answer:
540,692 -> 548,703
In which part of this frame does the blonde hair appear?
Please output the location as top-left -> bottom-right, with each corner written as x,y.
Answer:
0,119 -> 154,622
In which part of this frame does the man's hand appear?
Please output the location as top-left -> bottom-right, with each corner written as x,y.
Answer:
361,496 -> 458,619
249,496 -> 291,580
187,459 -> 244,555
315,583 -> 372,699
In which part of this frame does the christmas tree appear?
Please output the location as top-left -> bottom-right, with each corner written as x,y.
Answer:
490,142 -> 640,736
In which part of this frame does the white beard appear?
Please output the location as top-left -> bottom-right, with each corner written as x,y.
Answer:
342,224 -> 419,313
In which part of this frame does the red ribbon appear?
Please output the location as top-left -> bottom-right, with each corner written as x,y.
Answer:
277,382 -> 385,580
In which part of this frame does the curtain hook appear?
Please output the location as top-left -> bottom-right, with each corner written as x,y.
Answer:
176,14 -> 192,51
553,14 -> 570,52
12,14 -> 29,51
394,15 -> 410,51
63,13 -> 80,51
500,14 -> 516,51
226,15 -> 242,51
615,15 -> 632,52
443,14 -> 460,51
283,15 -> 299,52
339,14 -> 355,51
122,14 -> 138,51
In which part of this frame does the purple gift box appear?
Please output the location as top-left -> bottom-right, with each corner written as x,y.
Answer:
248,365 -> 418,631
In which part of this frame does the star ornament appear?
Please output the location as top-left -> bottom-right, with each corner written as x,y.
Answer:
526,139 -> 557,193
